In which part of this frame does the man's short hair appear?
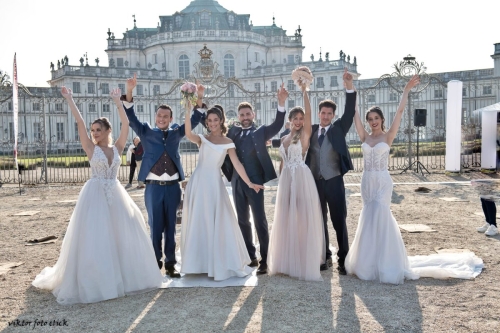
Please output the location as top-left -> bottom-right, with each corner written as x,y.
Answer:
156,104 -> 173,117
238,102 -> 253,112
318,100 -> 337,113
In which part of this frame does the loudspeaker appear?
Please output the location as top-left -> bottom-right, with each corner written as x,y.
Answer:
414,109 -> 427,127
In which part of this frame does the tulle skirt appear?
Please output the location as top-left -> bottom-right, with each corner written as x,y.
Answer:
32,179 -> 163,304
268,165 -> 325,281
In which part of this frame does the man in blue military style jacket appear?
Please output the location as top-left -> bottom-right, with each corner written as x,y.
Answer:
221,83 -> 288,275
122,74 -> 205,278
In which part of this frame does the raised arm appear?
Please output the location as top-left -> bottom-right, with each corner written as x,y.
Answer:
339,69 -> 357,134
227,148 -> 265,193
61,87 -> 93,154
353,94 -> 368,142
300,84 -> 312,149
111,88 -> 129,153
386,75 -> 420,144
263,82 -> 288,140
184,101 -> 202,145
125,73 -> 137,103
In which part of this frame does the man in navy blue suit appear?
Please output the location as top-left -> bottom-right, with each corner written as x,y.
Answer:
222,83 -> 288,275
122,74 -> 205,278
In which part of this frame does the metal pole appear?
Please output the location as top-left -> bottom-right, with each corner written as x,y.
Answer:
41,94 -> 48,184
407,93 -> 412,168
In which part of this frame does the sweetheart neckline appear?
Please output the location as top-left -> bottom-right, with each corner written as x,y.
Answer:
362,142 -> 389,149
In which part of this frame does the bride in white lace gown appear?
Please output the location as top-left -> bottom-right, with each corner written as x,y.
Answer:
268,77 -> 325,281
32,87 -> 162,304
345,76 -> 483,284
181,103 -> 263,281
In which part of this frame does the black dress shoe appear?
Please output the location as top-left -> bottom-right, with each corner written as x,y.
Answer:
157,260 -> 163,270
337,265 -> 347,275
166,266 -> 181,278
256,263 -> 268,275
320,258 -> 333,271
249,258 -> 259,267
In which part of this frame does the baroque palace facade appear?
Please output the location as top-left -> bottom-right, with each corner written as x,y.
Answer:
1,0 -> 499,152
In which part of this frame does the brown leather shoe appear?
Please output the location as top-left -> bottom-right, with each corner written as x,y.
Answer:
249,258 -> 259,267
256,263 -> 268,275
166,266 -> 181,278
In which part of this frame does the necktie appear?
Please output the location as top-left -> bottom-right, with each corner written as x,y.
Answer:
318,127 -> 326,147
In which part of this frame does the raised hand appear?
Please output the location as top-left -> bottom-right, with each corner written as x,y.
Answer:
109,88 -> 122,102
61,86 -> 73,99
196,80 -> 205,99
126,73 -> 137,92
404,75 -> 420,92
343,68 -> 354,90
277,82 -> 289,107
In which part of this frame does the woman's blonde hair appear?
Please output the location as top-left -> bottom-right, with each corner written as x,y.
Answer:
91,117 -> 113,144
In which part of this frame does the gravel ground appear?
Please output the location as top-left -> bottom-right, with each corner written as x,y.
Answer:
0,172 -> 499,333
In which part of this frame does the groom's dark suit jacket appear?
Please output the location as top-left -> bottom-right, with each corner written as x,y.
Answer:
221,109 -> 286,184
124,103 -> 203,182
305,91 -> 357,176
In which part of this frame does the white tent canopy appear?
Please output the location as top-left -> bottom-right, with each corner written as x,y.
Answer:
473,102 -> 499,169
475,102 -> 500,113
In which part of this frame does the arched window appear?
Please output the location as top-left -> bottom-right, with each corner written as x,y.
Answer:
200,12 -> 210,27
226,110 -> 237,119
179,55 -> 190,79
224,54 -> 235,78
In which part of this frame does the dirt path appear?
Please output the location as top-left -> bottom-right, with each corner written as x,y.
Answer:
0,173 -> 499,332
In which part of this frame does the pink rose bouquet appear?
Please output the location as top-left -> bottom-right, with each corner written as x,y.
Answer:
180,82 -> 198,106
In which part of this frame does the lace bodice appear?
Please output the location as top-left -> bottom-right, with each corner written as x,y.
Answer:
362,142 -> 390,171
279,140 -> 307,172
89,146 -> 121,204
90,146 -> 121,179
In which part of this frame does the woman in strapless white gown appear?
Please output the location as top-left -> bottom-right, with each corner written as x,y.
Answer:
180,100 -> 263,281
345,75 -> 483,284
32,87 -> 163,304
268,70 -> 325,281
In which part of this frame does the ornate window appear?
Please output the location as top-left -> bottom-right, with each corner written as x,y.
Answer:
228,14 -> 235,27
179,55 -> 190,79
200,12 -> 210,27
88,82 -> 95,94
224,54 -> 235,77
73,82 -> 81,93
271,81 -> 277,92
316,77 -> 324,88
255,83 -> 261,92
435,109 -> 444,127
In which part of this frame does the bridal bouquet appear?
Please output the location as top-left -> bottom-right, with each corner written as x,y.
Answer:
180,82 -> 198,106
291,66 -> 313,91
